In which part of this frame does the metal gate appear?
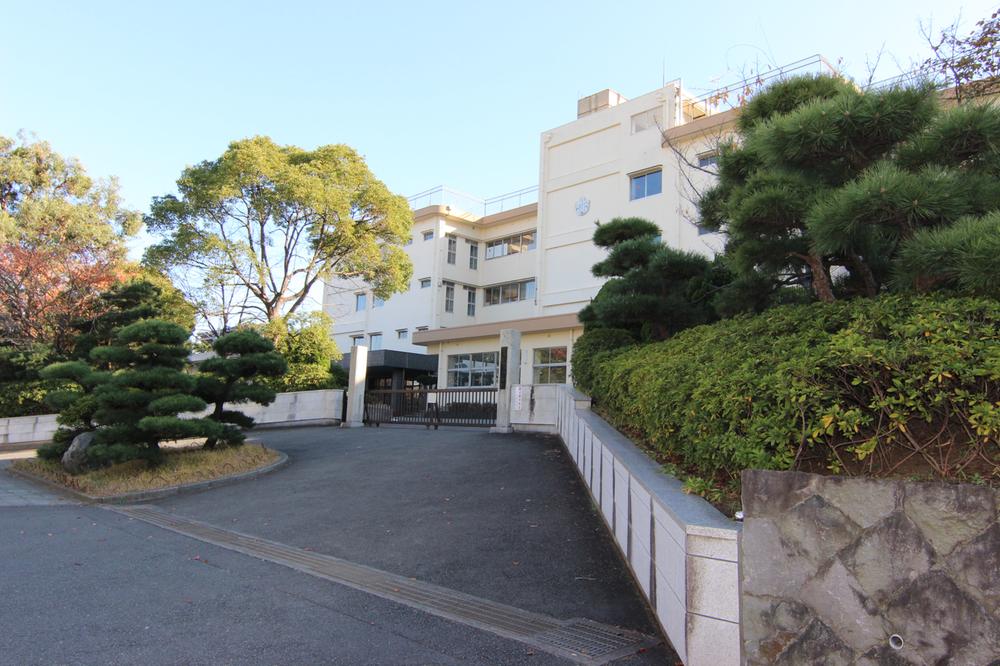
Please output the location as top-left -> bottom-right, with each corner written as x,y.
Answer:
364,387 -> 497,428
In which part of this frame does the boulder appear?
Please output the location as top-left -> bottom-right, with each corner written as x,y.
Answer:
61,431 -> 96,474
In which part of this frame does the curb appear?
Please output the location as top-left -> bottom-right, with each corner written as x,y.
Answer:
6,448 -> 289,505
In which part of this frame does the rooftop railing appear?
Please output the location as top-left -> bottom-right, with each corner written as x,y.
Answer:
484,185 -> 538,216
408,185 -> 538,218
685,54 -> 840,118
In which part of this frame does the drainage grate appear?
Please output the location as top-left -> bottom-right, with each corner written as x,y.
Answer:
111,505 -> 659,664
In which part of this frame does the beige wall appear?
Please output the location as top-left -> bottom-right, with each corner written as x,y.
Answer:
536,83 -> 730,317
323,77 -> 736,382
324,207 -> 541,353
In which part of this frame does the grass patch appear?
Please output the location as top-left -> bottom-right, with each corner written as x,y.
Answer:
11,444 -> 280,497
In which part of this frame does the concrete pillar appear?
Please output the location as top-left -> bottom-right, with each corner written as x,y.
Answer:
343,345 -> 368,428
491,329 -> 521,434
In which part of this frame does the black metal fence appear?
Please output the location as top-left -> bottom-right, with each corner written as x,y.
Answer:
364,387 -> 498,428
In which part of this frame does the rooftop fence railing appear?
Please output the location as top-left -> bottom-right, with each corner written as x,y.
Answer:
408,185 -> 538,218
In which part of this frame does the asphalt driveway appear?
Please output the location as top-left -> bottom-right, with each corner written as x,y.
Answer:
0,427 -> 676,665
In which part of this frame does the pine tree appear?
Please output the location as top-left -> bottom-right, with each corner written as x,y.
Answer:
195,329 -> 287,448
700,74 -> 1000,301
579,217 -> 725,341
37,279 -> 196,461
86,319 -> 218,465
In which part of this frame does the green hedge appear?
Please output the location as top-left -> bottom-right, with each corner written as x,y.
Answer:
0,379 -> 77,418
583,296 -> 1000,501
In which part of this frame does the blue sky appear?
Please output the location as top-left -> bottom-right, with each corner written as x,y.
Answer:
2,0 -> 992,254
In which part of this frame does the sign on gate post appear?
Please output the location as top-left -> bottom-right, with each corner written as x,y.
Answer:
491,329 -> 521,433
343,344 -> 368,428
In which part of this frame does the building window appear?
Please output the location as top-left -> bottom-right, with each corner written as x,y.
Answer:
532,347 -> 568,384
419,277 -> 431,289
629,169 -> 662,200
697,152 -> 719,168
405,236 -> 413,246
369,333 -> 382,350
469,241 -> 479,269
397,329 -> 408,341
423,230 -> 434,241
447,351 -> 498,387
465,287 -> 476,316
350,335 -> 364,347
485,230 -> 537,260
416,326 -> 429,332
374,296 -> 385,308
355,293 -> 367,311
696,222 -> 713,236
630,107 -> 664,134
483,278 -> 535,306
446,234 -> 457,264
444,281 -> 454,313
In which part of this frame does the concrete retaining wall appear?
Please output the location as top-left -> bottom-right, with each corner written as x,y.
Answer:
0,413 -> 60,447
510,384 -> 559,432
741,469 -> 1000,665
214,388 -> 344,427
554,385 -> 742,665
0,389 -> 344,449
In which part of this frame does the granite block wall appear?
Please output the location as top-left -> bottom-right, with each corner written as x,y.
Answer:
741,470 -> 1000,665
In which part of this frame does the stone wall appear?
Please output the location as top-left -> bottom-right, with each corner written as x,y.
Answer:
555,385 -> 742,665
741,470 -> 1000,665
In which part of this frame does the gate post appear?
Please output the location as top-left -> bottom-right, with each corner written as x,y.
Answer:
343,344 -> 368,428
491,328 -> 521,434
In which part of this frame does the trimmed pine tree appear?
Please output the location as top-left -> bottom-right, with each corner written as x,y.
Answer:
86,319 -> 219,465
195,329 -> 287,448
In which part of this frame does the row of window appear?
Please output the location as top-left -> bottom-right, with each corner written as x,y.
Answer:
357,278 -> 536,313
484,230 -> 536,259
446,346 -> 568,387
413,229 -> 536,268
483,278 -> 535,306
354,292 -> 387,311
351,326 -> 429,350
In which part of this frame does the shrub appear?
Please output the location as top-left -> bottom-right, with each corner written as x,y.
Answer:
586,296 -> 1000,500
0,379 -> 75,418
571,328 -> 635,393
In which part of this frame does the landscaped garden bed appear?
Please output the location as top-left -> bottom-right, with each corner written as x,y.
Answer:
10,443 -> 280,498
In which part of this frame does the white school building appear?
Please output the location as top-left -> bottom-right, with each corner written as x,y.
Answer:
323,72 -> 750,389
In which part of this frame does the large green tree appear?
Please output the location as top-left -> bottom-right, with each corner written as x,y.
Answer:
144,137 -> 413,335
70,276 -> 196,360
0,135 -> 139,352
700,75 -> 1000,302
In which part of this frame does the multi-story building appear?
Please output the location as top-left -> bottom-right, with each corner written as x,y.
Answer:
323,75 -> 743,389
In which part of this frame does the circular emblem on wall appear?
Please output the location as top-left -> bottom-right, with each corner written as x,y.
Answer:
575,197 -> 590,216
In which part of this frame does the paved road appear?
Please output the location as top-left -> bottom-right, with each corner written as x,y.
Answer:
0,427 -> 677,665
0,460 -> 77,506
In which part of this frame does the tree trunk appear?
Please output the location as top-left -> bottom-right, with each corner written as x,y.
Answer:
204,401 -> 224,449
848,253 -> 879,298
802,253 -> 836,303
